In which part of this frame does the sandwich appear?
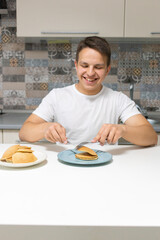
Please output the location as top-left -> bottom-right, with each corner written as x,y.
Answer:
75,146 -> 98,160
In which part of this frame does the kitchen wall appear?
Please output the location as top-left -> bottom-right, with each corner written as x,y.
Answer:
0,0 -> 160,111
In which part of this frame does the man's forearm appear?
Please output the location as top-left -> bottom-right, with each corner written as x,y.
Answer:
19,121 -> 49,142
123,124 -> 158,146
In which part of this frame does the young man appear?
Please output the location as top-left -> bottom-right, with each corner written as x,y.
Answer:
19,36 -> 157,146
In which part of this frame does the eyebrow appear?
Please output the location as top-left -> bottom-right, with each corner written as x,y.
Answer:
79,61 -> 105,67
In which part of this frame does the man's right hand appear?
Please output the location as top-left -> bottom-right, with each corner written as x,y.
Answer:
19,114 -> 68,144
44,122 -> 67,144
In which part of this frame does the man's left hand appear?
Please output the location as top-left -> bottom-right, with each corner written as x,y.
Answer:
92,124 -> 126,145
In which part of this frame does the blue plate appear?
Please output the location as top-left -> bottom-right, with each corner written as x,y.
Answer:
57,149 -> 112,166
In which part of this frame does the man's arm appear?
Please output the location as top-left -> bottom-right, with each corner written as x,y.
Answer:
92,114 -> 158,146
19,114 -> 67,144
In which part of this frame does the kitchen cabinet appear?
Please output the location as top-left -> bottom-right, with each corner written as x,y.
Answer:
17,0 -> 160,38
16,0 -> 124,38
125,0 -> 160,37
2,130 -> 20,144
0,112 -> 30,144
158,134 -> 160,145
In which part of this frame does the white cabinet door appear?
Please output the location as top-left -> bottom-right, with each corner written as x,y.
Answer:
125,0 -> 160,37
3,130 -> 20,144
17,0 -> 124,37
158,134 -> 160,145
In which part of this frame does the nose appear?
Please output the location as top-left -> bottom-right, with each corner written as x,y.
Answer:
87,66 -> 95,76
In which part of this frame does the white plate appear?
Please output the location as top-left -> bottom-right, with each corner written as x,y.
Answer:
0,151 -> 47,168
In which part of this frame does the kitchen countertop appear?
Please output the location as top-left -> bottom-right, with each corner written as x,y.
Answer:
0,142 -> 160,240
0,111 -> 160,132
147,111 -> 160,120
0,112 -> 30,129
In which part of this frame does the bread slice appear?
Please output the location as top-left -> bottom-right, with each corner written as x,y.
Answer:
0,145 -> 37,164
75,146 -> 98,160
1,145 -> 20,161
16,149 -> 33,153
18,146 -> 31,149
77,146 -> 97,156
12,152 -> 37,164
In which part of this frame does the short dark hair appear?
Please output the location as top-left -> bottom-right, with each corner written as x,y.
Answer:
76,36 -> 111,66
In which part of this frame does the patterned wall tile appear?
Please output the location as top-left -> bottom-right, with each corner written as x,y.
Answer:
1,27 -> 17,43
142,76 -> 160,84
25,51 -> 48,59
141,99 -> 160,108
2,67 -> 25,75
2,43 -> 25,51
110,43 -> 119,59
0,88 -> 3,97
48,43 -> 71,60
3,50 -> 24,59
25,42 -> 48,51
25,98 -> 42,109
104,75 -> 118,84
71,43 -> 78,61
49,75 -> 72,84
3,90 -> 25,98
6,0 -> 16,11
141,83 -> 160,92
142,44 -> 160,53
103,83 -> 118,91
109,67 -> 117,75
3,97 -> 25,110
33,83 -> 48,91
25,67 -> 48,75
2,82 -> 25,90
48,59 -> 72,75
0,0 -> 159,110
26,83 -> 33,91
26,90 -> 48,98
3,75 -> 25,82
25,74 -> 48,83
1,18 -> 16,27
25,59 -> 48,68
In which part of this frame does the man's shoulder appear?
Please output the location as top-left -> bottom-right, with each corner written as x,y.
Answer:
48,84 -> 75,96
102,86 -> 132,104
102,85 -> 120,97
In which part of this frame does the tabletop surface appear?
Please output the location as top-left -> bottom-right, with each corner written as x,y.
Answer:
0,142 -> 160,227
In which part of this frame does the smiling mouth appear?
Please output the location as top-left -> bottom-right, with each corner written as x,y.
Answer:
83,76 -> 98,82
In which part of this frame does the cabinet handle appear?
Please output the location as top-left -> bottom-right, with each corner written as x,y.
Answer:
41,31 -> 99,35
150,32 -> 160,35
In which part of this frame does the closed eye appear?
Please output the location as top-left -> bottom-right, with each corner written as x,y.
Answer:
81,65 -> 88,68
95,66 -> 103,69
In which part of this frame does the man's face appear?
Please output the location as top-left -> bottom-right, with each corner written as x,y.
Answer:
75,47 -> 110,95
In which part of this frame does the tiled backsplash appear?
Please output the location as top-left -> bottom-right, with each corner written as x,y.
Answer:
0,0 -> 160,111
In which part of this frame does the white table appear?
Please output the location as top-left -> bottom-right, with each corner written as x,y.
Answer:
0,143 -> 160,240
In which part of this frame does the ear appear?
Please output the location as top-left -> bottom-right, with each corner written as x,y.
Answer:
74,60 -> 78,70
105,65 -> 111,76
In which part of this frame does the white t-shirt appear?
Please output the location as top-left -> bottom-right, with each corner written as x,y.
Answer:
33,84 -> 140,144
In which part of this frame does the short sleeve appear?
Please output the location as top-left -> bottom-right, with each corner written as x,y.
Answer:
117,92 -> 141,123
33,90 -> 56,122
